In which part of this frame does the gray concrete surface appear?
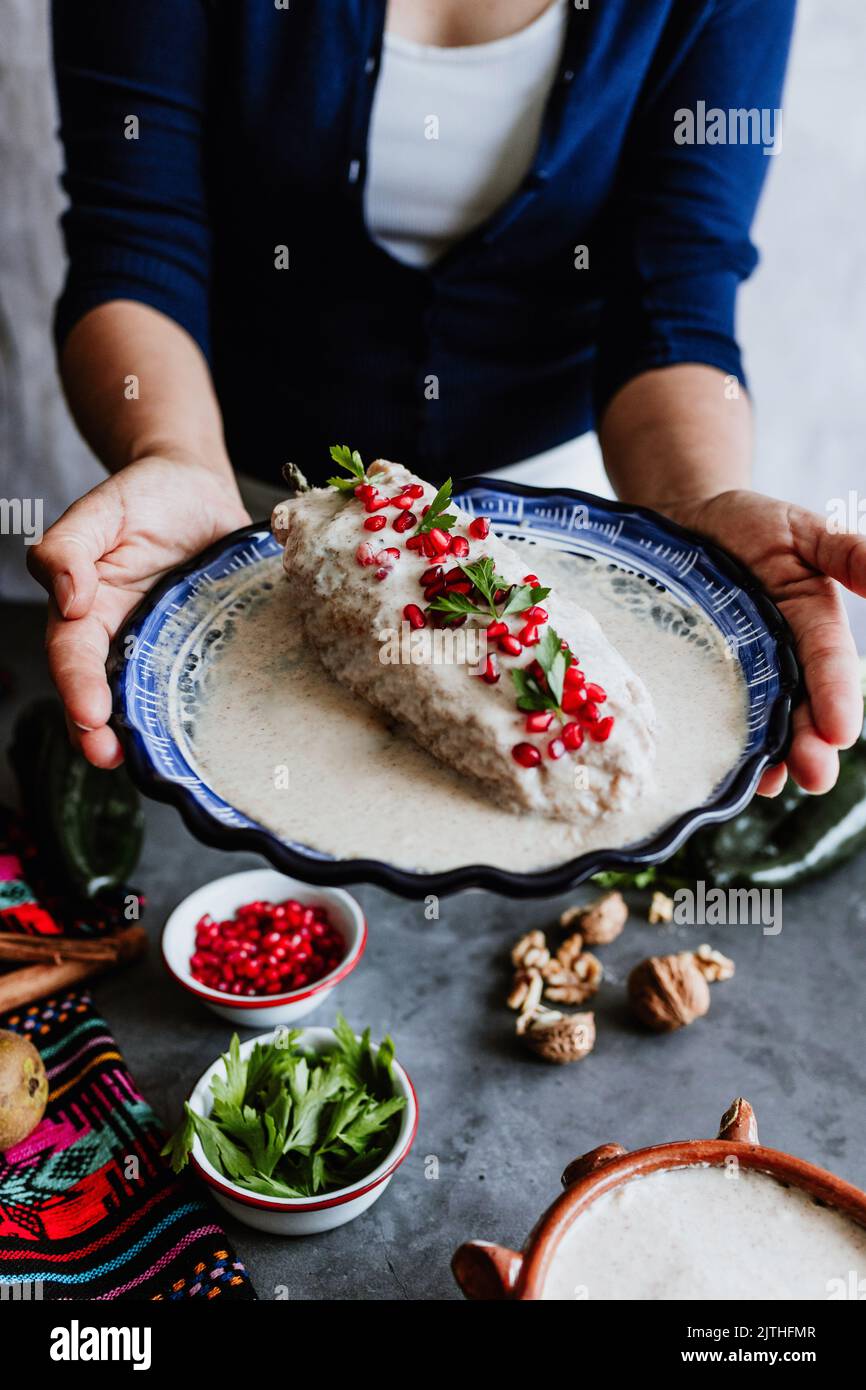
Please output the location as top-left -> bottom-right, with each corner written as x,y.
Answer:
2,600 -> 866,1301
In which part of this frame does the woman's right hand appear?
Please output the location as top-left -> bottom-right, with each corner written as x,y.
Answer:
28,454 -> 251,767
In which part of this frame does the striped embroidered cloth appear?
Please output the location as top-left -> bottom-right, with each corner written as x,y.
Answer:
0,991 -> 256,1301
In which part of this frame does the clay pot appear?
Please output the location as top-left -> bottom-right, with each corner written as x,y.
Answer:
452,1099 -> 866,1300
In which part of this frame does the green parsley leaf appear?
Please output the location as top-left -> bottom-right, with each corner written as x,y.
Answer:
457,556 -> 502,610
427,591 -> 486,620
210,1033 -> 247,1112
510,667 -> 556,713
414,477 -> 458,534
327,443 -> 368,492
161,1105 -> 196,1172
536,625 -> 572,706
500,584 -> 551,617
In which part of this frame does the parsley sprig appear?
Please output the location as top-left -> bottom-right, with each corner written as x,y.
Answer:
414,477 -> 458,535
428,555 -> 550,623
162,1016 -> 406,1199
510,625 -> 574,712
327,443 -> 370,492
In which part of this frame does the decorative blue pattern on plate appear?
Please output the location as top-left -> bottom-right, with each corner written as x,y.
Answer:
108,480 -> 798,899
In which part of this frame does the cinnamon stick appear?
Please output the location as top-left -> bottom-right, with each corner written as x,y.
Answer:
0,926 -> 147,967
0,928 -> 148,1012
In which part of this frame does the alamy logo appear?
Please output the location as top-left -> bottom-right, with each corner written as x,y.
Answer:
674,101 -> 783,157
0,497 -> 43,544
378,621 -> 487,670
49,1320 -> 152,1371
672,882 -> 782,937
0,1279 -> 43,1300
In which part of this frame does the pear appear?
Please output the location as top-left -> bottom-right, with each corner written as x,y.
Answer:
0,1029 -> 48,1151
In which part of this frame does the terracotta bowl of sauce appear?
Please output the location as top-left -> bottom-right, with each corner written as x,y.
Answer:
452,1100 -> 866,1301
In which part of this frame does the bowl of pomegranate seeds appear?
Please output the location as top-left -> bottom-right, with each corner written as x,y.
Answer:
161,869 -> 366,1025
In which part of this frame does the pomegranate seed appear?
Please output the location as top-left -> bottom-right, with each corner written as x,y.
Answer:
393,511 -> 416,533
562,687 -> 589,713
403,603 -> 426,629
578,700 -> 601,724
449,535 -> 470,557
421,535 -> 438,558
523,605 -> 548,623
374,567 -> 390,581
486,620 -> 508,640
478,655 -> 500,684
448,581 -> 472,596
378,548 -> 401,563
421,505 -> 431,516
525,711 -> 554,733
365,495 -> 390,512
424,581 -> 446,601
523,573 -> 540,586
519,623 -> 540,646
564,665 -> 586,688
512,742 -> 542,768
421,565 -> 444,585
390,493 -> 414,509
405,534 -> 425,551
469,517 -> 490,539
188,897 -> 345,994
498,634 -> 523,657
547,737 -> 566,760
428,528 -> 451,554
493,588 -> 511,605
442,566 -> 465,585
591,715 -> 615,741
562,721 -> 584,750
356,542 -> 377,567
364,515 -> 387,531
354,484 -> 374,499
584,683 -> 607,703
402,483 -> 425,498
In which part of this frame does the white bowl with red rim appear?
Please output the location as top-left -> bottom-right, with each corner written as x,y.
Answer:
161,869 -> 366,1027
187,1026 -> 419,1235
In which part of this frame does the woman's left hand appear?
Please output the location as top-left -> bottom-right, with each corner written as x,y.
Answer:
665,490 -> 866,797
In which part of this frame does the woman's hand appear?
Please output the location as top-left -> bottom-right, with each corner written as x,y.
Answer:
666,490 -> 866,796
28,454 -> 250,768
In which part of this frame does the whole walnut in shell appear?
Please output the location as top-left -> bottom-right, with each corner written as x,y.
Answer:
628,953 -> 711,1032
559,891 -> 627,946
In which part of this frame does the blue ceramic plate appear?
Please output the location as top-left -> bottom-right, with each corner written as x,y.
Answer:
108,480 -> 799,899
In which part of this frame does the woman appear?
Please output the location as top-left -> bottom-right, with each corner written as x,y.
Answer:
31,0 -> 865,796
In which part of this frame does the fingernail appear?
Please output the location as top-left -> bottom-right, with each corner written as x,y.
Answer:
55,572 -> 74,616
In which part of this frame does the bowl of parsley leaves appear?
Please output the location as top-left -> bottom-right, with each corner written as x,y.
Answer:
164,1015 -> 418,1234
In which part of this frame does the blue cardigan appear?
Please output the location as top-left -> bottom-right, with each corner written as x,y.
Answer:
51,0 -> 795,485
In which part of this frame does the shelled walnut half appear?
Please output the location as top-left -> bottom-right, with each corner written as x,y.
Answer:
628,945 -> 735,1032
541,951 -> 603,1005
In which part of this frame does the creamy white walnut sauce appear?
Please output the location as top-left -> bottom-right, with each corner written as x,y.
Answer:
542,1165 -> 866,1301
179,539 -> 747,873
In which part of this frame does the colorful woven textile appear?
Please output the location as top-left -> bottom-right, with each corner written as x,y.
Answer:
0,991 -> 256,1301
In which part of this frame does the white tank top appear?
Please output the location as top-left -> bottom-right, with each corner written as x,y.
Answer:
365,1 -> 568,268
